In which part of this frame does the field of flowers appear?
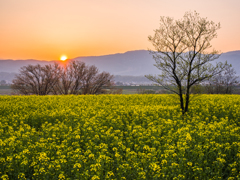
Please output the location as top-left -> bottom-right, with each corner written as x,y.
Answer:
0,94 -> 240,179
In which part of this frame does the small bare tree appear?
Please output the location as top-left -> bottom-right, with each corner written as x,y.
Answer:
81,65 -> 113,94
12,64 -> 60,95
146,11 -> 226,115
205,64 -> 239,94
12,61 -> 113,95
53,60 -> 113,95
53,61 -> 87,95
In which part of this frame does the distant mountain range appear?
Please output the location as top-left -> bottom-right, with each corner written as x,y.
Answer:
0,50 -> 239,82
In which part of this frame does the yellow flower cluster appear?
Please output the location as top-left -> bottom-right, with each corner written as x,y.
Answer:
0,94 -> 240,179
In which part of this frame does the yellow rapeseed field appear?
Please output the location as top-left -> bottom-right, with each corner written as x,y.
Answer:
0,95 -> 240,179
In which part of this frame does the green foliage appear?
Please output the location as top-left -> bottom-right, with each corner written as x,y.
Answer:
0,95 -> 240,179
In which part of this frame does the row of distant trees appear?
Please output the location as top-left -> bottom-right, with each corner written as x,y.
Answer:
11,59 -> 239,96
191,64 -> 239,94
139,63 -> 239,94
11,61 -> 115,95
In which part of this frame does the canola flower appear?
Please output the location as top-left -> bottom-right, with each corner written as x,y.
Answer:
0,94 -> 240,179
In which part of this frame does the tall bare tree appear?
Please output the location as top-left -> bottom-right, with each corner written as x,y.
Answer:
12,64 -> 60,95
146,11 -> 226,115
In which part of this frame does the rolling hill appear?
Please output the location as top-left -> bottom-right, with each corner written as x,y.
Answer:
0,50 -> 239,79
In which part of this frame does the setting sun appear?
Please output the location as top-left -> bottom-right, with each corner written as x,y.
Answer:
60,55 -> 68,61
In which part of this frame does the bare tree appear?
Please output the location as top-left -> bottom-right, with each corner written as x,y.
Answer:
81,64 -> 113,94
53,61 -> 87,95
12,60 -> 114,95
146,11 -> 226,115
53,60 -> 113,95
11,64 -> 60,95
205,64 -> 239,94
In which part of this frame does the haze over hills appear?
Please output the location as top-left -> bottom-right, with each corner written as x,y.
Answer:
0,50 -> 239,82
74,50 -> 240,75
74,50 -> 158,76
0,59 -> 57,73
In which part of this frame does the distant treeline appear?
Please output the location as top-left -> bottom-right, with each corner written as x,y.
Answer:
0,72 -> 153,84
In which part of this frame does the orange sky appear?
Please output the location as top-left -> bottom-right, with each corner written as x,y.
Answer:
1,0 -> 240,61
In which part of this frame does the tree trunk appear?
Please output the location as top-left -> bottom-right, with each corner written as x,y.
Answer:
184,89 -> 190,115
178,85 -> 185,115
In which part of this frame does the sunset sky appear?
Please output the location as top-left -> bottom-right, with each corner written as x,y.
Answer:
1,0 -> 240,61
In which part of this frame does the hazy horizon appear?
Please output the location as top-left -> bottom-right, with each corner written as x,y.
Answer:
1,49 -> 240,62
1,0 -> 240,61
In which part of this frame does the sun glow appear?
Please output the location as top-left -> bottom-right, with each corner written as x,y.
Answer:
60,55 -> 68,61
